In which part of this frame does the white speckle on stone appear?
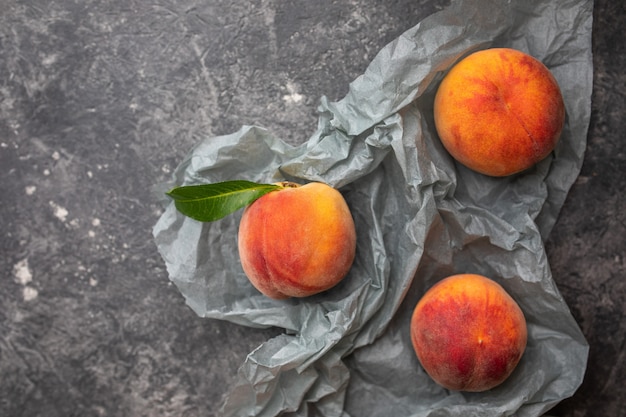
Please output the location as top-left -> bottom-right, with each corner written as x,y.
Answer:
87,170 -> 93,178
13,310 -> 25,322
23,286 -> 39,301
282,81 -> 304,104
89,278 -> 98,287
49,201 -> 69,222
92,218 -> 101,227
1,142 -> 7,148
161,164 -> 171,174
576,176 -> 590,185
88,230 -> 96,238
13,258 -> 33,285
25,185 -> 37,195
42,53 -> 59,66
43,169 -> 51,176
52,151 -> 60,160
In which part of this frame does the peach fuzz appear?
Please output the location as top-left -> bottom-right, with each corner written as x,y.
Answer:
410,274 -> 527,392
433,48 -> 565,176
237,182 -> 356,299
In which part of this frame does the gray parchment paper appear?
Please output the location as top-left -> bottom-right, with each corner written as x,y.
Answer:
152,0 -> 593,415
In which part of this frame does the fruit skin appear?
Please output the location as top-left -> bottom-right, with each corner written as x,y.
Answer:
433,48 -> 565,177
237,182 -> 356,299
410,274 -> 527,392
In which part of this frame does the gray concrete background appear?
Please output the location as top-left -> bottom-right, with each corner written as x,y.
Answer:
1,0 -> 624,416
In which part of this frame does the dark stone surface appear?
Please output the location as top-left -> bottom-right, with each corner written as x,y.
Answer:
0,1 -> 623,416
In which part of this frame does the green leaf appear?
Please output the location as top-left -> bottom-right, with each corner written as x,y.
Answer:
166,180 -> 282,222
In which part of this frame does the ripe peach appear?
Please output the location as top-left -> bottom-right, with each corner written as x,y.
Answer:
237,182 -> 356,299
410,274 -> 527,392
433,48 -> 565,176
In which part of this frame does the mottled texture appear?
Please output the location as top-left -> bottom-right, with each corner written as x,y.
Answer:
0,0 -> 623,416
410,274 -> 527,392
238,182 -> 356,299
434,48 -> 565,176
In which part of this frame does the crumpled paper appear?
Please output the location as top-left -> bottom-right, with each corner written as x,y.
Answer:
152,0 -> 593,415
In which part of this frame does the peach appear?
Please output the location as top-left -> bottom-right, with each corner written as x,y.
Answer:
237,181 -> 356,299
410,274 -> 527,392
433,48 -> 565,176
